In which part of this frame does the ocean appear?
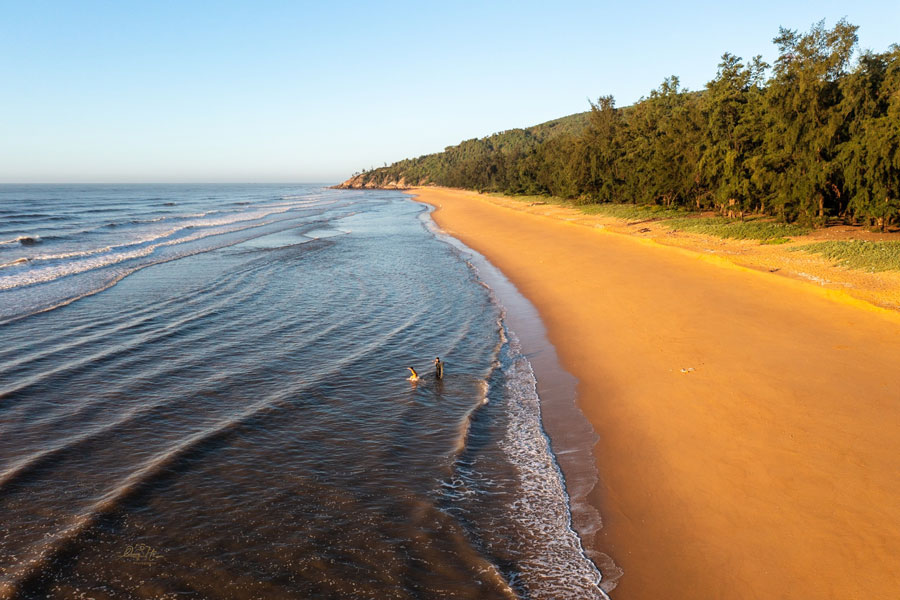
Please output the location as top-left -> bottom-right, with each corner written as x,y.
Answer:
0,184 -> 606,599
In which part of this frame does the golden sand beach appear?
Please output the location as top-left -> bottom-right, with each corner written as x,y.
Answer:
411,187 -> 900,600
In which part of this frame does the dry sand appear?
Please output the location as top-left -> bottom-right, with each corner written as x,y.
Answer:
410,187 -> 900,600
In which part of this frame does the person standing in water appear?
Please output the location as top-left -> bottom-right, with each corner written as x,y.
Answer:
434,357 -> 444,380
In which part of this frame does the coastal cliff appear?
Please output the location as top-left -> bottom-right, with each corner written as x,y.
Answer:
332,174 -> 413,190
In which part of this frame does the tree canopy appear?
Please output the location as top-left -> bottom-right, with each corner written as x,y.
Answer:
351,21 -> 900,230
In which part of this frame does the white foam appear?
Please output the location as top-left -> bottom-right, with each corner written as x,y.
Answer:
420,203 -> 609,599
497,330 -> 609,600
0,204 -> 304,291
0,257 -> 29,269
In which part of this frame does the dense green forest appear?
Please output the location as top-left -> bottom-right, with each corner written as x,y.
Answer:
348,21 -> 900,230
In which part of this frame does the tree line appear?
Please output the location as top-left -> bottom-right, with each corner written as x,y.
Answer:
353,21 -> 900,230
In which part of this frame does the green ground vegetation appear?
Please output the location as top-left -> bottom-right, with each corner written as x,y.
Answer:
661,217 -> 810,241
353,20 -> 900,232
506,194 -> 809,242
578,203 -> 690,221
792,241 -> 900,271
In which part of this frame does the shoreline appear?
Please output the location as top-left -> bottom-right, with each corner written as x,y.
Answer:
409,187 -> 900,599
421,207 -> 621,593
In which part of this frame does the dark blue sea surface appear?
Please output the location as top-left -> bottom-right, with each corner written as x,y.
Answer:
0,185 -> 605,599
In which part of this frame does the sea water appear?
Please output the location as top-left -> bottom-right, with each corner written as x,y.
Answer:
0,185 -> 606,599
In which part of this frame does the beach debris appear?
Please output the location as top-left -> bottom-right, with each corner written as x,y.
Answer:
680,367 -> 695,374
638,227 -> 652,233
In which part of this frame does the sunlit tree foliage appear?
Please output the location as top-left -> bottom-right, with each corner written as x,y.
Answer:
353,21 -> 899,230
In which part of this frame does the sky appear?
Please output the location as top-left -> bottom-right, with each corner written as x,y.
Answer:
2,1 -> 899,184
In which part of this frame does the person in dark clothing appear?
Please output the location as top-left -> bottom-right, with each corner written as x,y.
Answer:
434,357 -> 444,380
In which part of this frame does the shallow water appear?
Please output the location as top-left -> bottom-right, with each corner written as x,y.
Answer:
0,185 -> 605,599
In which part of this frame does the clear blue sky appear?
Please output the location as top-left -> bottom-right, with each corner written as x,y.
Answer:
2,1 -> 898,184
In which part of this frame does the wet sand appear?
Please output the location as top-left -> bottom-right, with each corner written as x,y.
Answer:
411,187 -> 900,600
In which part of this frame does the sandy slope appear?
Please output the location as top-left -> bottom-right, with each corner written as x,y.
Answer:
411,187 -> 900,600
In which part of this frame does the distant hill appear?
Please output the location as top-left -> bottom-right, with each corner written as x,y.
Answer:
526,111 -> 592,140
335,111 -> 590,190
